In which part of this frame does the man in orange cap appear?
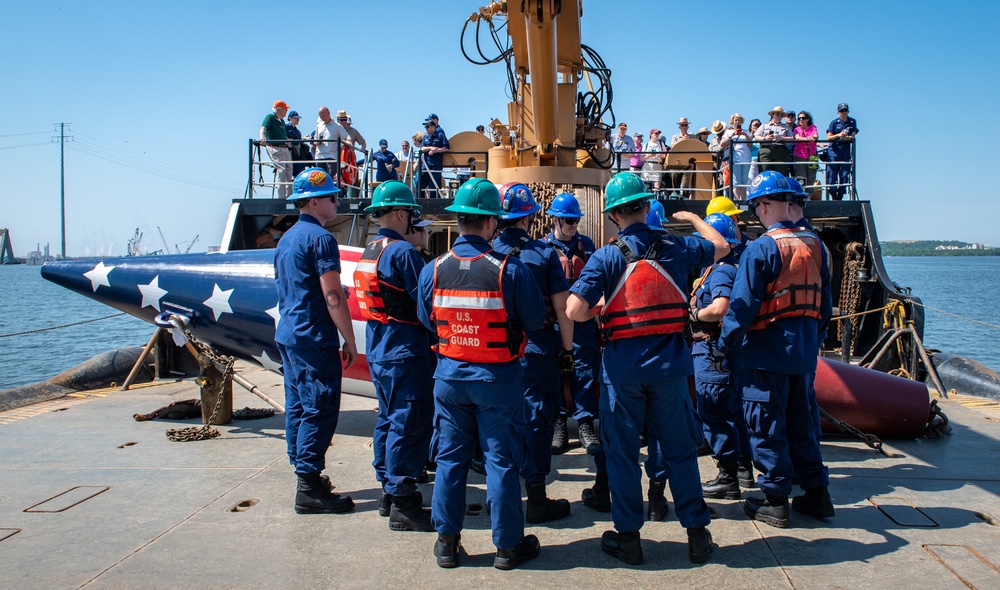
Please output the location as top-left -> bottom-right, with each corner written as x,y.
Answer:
261,100 -> 293,198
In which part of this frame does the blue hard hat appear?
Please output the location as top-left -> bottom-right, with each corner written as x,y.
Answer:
786,176 -> 808,199
292,167 -> 341,200
546,193 -> 584,218
747,170 -> 793,203
703,213 -> 741,245
649,199 -> 666,222
646,208 -> 664,228
499,182 -> 541,219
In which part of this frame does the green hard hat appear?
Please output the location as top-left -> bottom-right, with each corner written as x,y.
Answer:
365,180 -> 420,212
445,178 -> 503,216
603,172 -> 654,212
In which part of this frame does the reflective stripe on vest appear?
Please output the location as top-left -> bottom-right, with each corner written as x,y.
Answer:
353,237 -> 419,325
431,250 -> 525,363
600,238 -> 688,341
749,227 -> 823,331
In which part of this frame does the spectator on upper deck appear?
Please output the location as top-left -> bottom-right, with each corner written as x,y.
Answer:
708,120 -> 727,153
642,129 -> 668,190
285,111 -> 310,178
696,127 -> 711,145
671,117 -> 694,147
629,132 -> 644,172
373,139 -> 400,183
825,103 -> 859,201
784,110 -> 797,130
755,106 -> 793,176
794,111 -> 819,189
426,113 -> 446,138
397,140 -> 412,164
748,118 -> 762,183
314,106 -> 352,176
721,113 -> 752,200
419,118 -> 450,198
610,122 -> 636,171
337,111 -> 367,152
260,100 -> 293,199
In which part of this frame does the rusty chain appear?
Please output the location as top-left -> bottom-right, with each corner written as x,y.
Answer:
837,242 -> 864,355
924,399 -> 952,439
819,406 -> 888,456
165,322 -> 234,442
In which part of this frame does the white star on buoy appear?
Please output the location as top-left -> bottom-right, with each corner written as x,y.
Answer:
138,275 -> 168,311
203,284 -> 234,321
83,262 -> 116,292
265,303 -> 280,329
252,349 -> 283,373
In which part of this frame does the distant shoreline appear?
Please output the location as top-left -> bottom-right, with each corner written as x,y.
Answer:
881,240 -> 997,257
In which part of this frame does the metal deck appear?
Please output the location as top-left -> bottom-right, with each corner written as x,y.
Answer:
2,362 -> 999,589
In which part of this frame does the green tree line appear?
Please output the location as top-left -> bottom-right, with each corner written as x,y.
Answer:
880,241 -> 999,256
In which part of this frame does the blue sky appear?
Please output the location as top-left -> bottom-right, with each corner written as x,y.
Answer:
2,0 -> 997,256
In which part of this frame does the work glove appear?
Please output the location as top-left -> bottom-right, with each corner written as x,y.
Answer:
559,349 -> 575,375
708,346 -> 727,373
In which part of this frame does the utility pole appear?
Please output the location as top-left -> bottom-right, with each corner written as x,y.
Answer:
52,123 -> 73,259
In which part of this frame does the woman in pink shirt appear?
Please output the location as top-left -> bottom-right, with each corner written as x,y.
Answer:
794,111 -> 819,188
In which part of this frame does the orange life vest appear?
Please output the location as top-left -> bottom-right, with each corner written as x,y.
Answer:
353,237 -> 419,325
551,239 -> 588,283
599,237 -> 689,341
340,144 -> 357,186
431,249 -> 526,363
749,227 -> 823,331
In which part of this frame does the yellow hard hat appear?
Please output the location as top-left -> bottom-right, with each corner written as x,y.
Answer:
706,196 -> 742,217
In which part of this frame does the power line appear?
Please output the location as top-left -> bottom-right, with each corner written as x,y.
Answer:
68,143 -> 241,193
0,131 -> 51,138
0,141 -> 51,151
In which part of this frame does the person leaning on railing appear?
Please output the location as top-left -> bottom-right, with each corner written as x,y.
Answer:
720,113 -> 753,200
793,111 -> 819,189
825,103 -> 859,201
755,106 -> 794,177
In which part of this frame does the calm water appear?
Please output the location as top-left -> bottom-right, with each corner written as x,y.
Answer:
1,257 -> 999,390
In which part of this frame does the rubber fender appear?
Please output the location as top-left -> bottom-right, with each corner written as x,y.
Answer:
815,357 -> 930,439
46,346 -> 150,391
929,352 -> 1000,401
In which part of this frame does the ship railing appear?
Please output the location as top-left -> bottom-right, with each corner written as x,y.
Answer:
248,140 -> 490,201
718,138 -> 857,201
611,148 -> 722,199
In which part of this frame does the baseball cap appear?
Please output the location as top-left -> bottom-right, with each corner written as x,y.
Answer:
273,100 -> 290,109
378,139 -> 388,147
411,212 -> 433,228
427,113 -> 438,121
838,103 -> 849,112
288,111 -> 300,119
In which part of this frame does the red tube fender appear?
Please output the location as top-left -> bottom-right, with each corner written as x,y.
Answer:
815,357 -> 930,439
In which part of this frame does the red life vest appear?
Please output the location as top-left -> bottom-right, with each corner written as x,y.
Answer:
431,249 -> 526,363
340,144 -> 357,186
749,227 -> 823,331
551,239 -> 588,282
353,237 -> 419,325
599,237 -> 688,341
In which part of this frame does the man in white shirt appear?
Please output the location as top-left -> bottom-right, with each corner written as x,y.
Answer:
314,106 -> 352,176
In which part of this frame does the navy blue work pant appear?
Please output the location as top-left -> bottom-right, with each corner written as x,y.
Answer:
431,378 -> 526,549
370,357 -> 435,497
520,353 -> 560,483
827,162 -> 851,200
277,343 -> 343,475
601,377 -> 711,532
743,369 -> 829,497
696,369 -> 748,466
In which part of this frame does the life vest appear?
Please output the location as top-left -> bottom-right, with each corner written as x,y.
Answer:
340,144 -> 357,186
550,238 -> 588,283
749,227 -> 823,331
431,249 -> 526,363
505,234 -> 556,328
689,261 -> 735,341
353,237 -> 419,325
599,237 -> 689,341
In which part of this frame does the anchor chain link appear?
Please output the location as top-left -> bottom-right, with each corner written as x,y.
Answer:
165,324 -> 234,443
837,241 -> 865,355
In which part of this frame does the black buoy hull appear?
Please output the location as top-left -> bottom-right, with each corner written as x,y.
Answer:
928,353 -> 1000,400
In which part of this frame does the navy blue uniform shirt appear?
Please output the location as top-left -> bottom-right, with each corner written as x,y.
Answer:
417,234 -> 546,382
492,227 -> 570,356
571,223 -> 715,385
274,214 -> 342,348
420,128 -> 450,169
826,116 -> 859,159
692,252 -> 742,382
372,149 -> 400,182
365,228 -> 434,362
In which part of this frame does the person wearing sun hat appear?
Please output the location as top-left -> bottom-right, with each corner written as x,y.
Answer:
754,106 -> 793,176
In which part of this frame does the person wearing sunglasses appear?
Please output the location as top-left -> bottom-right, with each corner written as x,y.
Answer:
542,193 -> 600,457
793,111 -> 818,189
716,170 -> 834,529
275,168 -> 358,516
825,103 -> 859,200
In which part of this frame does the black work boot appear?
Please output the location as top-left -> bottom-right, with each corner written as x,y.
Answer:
551,416 -> 569,455
696,439 -> 713,456
646,478 -> 669,521
470,448 -> 486,475
494,534 -> 540,570
737,455 -> 756,489
525,480 -> 571,524
378,490 -> 393,517
582,470 -> 612,512
702,462 -> 741,500
743,494 -> 790,528
434,533 -> 461,568
687,526 -> 715,564
294,472 -> 354,514
578,418 -> 601,455
792,487 -> 835,519
319,473 -> 334,491
600,530 -> 642,565
389,491 -> 434,532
